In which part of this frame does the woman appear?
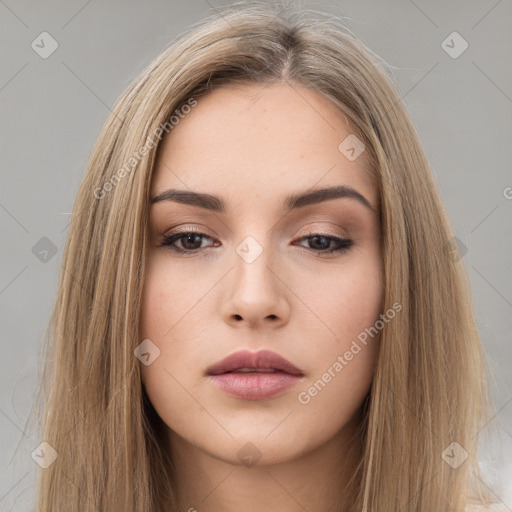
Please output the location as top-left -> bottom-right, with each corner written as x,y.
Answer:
34,1 -> 500,510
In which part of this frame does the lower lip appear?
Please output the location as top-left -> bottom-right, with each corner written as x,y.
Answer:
208,372 -> 302,400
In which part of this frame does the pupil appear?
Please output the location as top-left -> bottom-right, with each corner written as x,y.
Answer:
311,236 -> 329,250
183,234 -> 201,249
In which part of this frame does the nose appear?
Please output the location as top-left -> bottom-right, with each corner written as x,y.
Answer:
221,241 -> 291,330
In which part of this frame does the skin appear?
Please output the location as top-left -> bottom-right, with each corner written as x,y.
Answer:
139,82 -> 384,512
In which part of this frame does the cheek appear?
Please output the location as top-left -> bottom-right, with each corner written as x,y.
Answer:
139,256 -> 182,337
139,255 -> 210,345
138,258 -> 214,401
139,260 -> 175,388
289,254 -> 382,417
288,253 -> 383,351
290,276 -> 382,447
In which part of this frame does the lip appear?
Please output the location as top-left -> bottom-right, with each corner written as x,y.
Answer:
206,349 -> 304,376
206,349 -> 304,400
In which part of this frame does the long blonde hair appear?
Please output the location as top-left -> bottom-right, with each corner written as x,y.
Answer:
33,1 -> 496,510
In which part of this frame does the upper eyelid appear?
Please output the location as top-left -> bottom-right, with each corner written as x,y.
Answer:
162,219 -> 351,235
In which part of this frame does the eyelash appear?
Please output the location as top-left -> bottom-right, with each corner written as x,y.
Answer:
159,228 -> 354,256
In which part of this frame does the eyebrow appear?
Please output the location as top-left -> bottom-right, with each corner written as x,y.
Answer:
150,185 -> 377,214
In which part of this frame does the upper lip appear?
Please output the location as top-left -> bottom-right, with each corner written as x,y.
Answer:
206,349 -> 304,376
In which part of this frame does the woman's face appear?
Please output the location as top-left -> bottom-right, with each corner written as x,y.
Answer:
140,83 -> 383,467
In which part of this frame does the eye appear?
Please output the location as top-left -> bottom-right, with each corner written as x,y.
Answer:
294,233 -> 354,254
160,229 -> 218,254
159,229 -> 353,255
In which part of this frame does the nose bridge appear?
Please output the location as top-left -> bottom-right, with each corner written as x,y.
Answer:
233,232 -> 278,298
221,230 -> 290,328
231,210 -> 278,275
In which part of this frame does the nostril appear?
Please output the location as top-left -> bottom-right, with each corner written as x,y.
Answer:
234,314 -> 243,321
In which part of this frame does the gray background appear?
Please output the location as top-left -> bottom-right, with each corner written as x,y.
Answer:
1,0 -> 511,509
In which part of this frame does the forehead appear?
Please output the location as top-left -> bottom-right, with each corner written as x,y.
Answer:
151,83 -> 376,211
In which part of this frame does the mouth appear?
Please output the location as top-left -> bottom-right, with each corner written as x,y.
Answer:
206,349 -> 304,376
206,349 -> 304,400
